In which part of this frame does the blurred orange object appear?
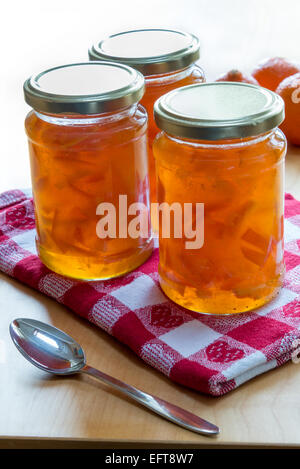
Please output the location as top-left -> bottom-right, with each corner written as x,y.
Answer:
252,57 -> 300,91
276,72 -> 300,146
216,69 -> 258,85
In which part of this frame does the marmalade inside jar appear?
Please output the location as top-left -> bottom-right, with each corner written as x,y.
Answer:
140,65 -> 205,206
153,130 -> 286,315
25,106 -> 153,280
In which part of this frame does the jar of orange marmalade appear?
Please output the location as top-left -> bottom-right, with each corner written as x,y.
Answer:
153,82 -> 286,315
89,29 -> 205,207
24,62 -> 153,280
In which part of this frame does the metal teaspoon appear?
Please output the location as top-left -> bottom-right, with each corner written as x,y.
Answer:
9,318 -> 219,436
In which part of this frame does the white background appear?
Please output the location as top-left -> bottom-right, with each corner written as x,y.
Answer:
1,0 -> 299,191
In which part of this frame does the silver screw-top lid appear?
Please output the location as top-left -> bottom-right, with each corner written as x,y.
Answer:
89,29 -> 200,76
23,62 -> 145,115
154,82 -> 285,140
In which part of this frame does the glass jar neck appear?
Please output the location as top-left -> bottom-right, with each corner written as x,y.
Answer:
163,130 -> 276,149
145,65 -> 196,85
34,104 -> 138,126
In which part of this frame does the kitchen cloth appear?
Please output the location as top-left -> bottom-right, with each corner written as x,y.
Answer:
1,189 -> 300,396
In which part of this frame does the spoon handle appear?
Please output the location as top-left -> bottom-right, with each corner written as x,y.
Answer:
81,364 -> 219,436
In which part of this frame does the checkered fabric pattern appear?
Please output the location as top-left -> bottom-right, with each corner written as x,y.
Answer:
1,189 -> 300,396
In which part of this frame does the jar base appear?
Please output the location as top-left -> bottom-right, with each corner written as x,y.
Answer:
37,238 -> 153,281
159,272 -> 283,315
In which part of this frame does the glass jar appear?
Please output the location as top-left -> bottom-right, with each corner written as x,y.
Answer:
24,62 -> 153,280
89,29 -> 205,208
153,82 -> 286,315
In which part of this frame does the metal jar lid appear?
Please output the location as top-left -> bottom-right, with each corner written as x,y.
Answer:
89,29 -> 200,76
154,82 -> 285,140
23,62 -> 145,115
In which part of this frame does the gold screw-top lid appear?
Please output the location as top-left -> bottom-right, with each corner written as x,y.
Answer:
89,29 -> 200,76
24,62 -> 145,115
154,82 -> 285,140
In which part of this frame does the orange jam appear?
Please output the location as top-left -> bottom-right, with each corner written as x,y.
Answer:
153,83 -> 286,315
140,66 -> 205,205
89,29 -> 205,206
24,63 -> 153,280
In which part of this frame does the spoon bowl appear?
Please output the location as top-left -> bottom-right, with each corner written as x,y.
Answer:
10,318 -> 85,374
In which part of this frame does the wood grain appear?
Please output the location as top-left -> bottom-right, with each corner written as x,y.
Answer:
1,0 -> 300,448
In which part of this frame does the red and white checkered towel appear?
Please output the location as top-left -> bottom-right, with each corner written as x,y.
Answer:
1,189 -> 300,396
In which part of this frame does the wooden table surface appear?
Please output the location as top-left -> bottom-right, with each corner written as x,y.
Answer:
1,0 -> 300,449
